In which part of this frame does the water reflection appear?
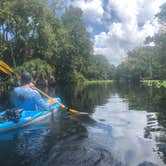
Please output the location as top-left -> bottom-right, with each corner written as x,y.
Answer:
116,83 -> 166,164
0,83 -> 165,166
52,83 -> 166,165
51,83 -> 116,113
92,94 -> 162,166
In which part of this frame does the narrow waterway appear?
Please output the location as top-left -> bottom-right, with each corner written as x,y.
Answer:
0,83 -> 165,166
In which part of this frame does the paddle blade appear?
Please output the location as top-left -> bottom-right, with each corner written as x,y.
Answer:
0,66 -> 11,75
68,109 -> 89,115
0,60 -> 13,74
68,109 -> 78,113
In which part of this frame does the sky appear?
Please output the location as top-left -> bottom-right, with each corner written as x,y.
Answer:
63,0 -> 165,66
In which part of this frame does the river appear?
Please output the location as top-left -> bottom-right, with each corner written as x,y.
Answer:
0,83 -> 165,166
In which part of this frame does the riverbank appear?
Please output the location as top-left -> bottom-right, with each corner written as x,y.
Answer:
84,80 -> 114,86
141,80 -> 166,88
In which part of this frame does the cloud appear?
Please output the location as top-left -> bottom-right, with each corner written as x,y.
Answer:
69,0 -> 165,65
94,31 -> 127,65
70,0 -> 104,23
93,0 -> 165,65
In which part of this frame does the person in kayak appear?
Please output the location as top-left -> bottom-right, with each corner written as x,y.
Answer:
12,72 -> 56,111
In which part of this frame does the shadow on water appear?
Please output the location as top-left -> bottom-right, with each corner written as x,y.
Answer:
43,116 -> 117,166
0,82 -> 165,166
0,111 -> 87,166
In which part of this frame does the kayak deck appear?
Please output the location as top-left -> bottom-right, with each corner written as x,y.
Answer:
0,97 -> 61,133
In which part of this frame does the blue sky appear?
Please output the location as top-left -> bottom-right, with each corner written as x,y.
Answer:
63,0 -> 165,66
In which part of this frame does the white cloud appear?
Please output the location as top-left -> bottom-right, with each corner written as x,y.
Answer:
70,0 -> 104,23
69,0 -> 165,65
93,0 -> 165,65
94,31 -> 127,65
137,0 -> 165,24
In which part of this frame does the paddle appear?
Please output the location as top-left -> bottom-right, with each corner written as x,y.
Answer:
0,60 -> 13,74
0,60 -> 13,80
31,86 -> 89,115
0,60 -> 89,115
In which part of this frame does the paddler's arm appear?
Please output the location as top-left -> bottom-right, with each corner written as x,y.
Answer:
29,82 -> 57,109
29,82 -> 57,106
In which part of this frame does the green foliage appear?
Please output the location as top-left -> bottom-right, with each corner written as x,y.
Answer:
15,59 -> 54,84
156,3 -> 166,22
62,7 -> 93,73
48,0 -> 64,11
141,80 -> 166,88
86,55 -> 115,80
0,0 -> 114,85
116,47 -> 159,81
84,80 -> 113,86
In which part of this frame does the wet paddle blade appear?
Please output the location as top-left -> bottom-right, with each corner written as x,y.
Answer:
68,109 -> 89,115
0,60 -> 13,74
0,66 -> 11,75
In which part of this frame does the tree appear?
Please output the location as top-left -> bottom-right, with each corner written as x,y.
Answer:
62,7 -> 93,74
0,1 -> 114,85
86,55 -> 115,80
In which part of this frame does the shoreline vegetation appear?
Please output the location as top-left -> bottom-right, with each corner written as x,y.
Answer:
141,80 -> 166,88
0,1 -> 166,92
84,80 -> 114,85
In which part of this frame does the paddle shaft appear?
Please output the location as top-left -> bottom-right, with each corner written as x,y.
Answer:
32,86 -> 66,109
32,86 -> 89,115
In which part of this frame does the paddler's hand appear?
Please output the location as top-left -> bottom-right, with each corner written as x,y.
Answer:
29,82 -> 35,88
48,99 -> 57,105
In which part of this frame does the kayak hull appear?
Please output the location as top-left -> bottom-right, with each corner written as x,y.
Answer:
0,97 -> 61,133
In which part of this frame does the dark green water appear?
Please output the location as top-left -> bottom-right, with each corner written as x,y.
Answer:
0,83 -> 165,166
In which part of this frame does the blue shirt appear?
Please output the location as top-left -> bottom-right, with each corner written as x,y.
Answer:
13,87 -> 50,111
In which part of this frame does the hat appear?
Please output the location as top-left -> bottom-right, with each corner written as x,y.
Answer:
20,72 -> 32,85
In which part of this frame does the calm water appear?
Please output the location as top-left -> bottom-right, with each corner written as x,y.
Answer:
0,83 -> 166,166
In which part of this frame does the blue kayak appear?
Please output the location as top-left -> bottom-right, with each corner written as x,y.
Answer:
0,97 -> 62,133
